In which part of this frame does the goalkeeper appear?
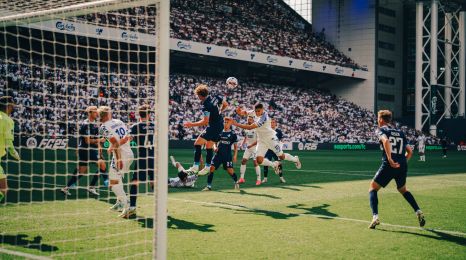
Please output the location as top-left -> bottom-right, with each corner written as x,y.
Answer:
0,96 -> 20,202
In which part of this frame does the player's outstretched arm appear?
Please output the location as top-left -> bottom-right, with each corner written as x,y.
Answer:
226,117 -> 257,130
184,116 -> 209,128
235,106 -> 248,117
220,100 -> 229,113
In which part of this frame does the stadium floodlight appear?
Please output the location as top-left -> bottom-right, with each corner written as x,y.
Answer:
0,0 -> 169,259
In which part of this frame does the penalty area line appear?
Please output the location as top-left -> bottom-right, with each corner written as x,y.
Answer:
169,197 -> 466,237
0,248 -> 52,260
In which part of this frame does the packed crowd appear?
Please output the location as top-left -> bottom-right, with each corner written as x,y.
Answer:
1,57 -> 438,144
73,0 -> 362,69
169,74 -> 439,145
0,57 -> 155,137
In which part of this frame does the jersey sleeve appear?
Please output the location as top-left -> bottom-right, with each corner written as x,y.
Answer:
256,113 -> 268,127
99,125 -> 113,140
276,129 -> 284,140
377,128 -> 388,141
231,133 -> 238,143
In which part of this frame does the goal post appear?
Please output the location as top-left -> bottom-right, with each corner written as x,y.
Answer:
0,0 -> 169,258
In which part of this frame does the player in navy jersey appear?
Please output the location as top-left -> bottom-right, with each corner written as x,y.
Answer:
61,106 -> 107,196
124,104 -> 155,218
183,84 -> 228,176
368,110 -> 425,229
262,118 -> 286,183
202,118 -> 239,191
184,84 -> 227,173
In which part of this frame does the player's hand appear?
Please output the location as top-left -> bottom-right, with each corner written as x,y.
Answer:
99,138 -> 106,143
388,159 -> 400,168
108,146 -> 114,154
183,122 -> 193,128
9,148 -> 20,161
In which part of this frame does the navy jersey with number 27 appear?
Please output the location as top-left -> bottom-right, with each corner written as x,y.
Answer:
377,125 -> 407,165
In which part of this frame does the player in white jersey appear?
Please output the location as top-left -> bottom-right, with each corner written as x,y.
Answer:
417,132 -> 426,162
168,156 -> 198,188
228,103 -> 301,173
238,116 -> 261,185
98,106 -> 134,218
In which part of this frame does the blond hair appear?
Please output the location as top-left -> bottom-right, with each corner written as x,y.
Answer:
97,106 -> 111,118
85,106 -> 97,113
194,84 -> 209,97
377,110 -> 392,123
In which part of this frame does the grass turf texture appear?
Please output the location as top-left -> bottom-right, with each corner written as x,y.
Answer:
0,149 -> 465,259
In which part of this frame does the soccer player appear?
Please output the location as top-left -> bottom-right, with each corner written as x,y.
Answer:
229,103 -> 301,174
262,118 -> 286,183
0,96 -> 20,202
183,84 -> 228,175
125,104 -> 155,218
201,118 -> 239,191
238,116 -> 261,186
169,156 -> 198,188
416,131 -> 426,162
368,110 -> 425,229
61,106 -> 108,196
98,106 -> 134,218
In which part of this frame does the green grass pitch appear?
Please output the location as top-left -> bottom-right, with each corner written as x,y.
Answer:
1,149 -> 465,259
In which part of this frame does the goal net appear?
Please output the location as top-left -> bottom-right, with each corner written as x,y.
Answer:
0,0 -> 169,259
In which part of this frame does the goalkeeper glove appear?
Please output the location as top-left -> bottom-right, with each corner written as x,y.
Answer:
9,147 -> 20,161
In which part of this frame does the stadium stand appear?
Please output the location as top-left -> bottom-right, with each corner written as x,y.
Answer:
72,0 -> 363,70
1,56 -> 438,144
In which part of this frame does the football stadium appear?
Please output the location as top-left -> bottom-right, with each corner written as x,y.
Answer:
0,0 -> 465,259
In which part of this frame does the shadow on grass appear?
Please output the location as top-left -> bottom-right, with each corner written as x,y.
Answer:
0,234 -> 58,252
167,216 -> 215,232
208,202 -> 299,220
217,190 -> 281,199
275,184 -> 322,191
377,228 -> 466,246
287,203 -> 338,219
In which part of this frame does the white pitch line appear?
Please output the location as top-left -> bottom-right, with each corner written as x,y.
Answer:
0,248 -> 52,260
169,197 -> 466,237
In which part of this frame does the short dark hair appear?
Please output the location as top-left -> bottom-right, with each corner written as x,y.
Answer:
254,103 -> 264,110
0,96 -> 14,111
378,110 -> 392,123
138,104 -> 150,118
177,171 -> 188,182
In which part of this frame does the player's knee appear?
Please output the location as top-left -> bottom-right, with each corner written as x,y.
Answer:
241,159 -> 247,164
278,154 -> 285,160
397,186 -> 408,194
256,157 -> 264,164
369,181 -> 381,192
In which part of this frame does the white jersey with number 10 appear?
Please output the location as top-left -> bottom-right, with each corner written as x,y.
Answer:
100,119 -> 132,155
